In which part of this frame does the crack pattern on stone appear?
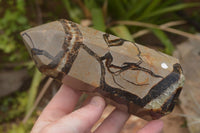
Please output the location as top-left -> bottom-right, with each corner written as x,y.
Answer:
102,33 -> 163,87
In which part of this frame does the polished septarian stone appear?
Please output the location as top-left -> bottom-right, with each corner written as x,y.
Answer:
21,19 -> 185,120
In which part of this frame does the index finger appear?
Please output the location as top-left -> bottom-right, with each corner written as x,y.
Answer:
31,84 -> 81,132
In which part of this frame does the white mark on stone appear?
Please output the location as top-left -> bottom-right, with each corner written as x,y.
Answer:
161,63 -> 168,69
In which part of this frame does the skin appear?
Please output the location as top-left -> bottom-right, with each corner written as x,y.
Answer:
31,84 -> 163,133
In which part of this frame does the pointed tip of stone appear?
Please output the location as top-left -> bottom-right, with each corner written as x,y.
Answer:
20,20 -> 67,75
20,20 -> 66,51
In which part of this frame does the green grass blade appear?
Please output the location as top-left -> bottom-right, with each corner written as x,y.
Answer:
138,3 -> 200,20
110,25 -> 133,41
126,0 -> 151,19
140,0 -> 162,16
152,29 -> 174,55
107,0 -> 126,19
84,0 -> 106,31
91,8 -> 106,31
61,0 -> 81,23
160,0 -> 178,8
25,68 -> 42,115
84,0 -> 95,9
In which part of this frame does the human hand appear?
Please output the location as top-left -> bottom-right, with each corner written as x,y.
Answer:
31,84 -> 163,133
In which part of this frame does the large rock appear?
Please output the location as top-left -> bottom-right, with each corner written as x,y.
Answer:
174,35 -> 200,133
0,69 -> 29,97
21,19 -> 184,120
